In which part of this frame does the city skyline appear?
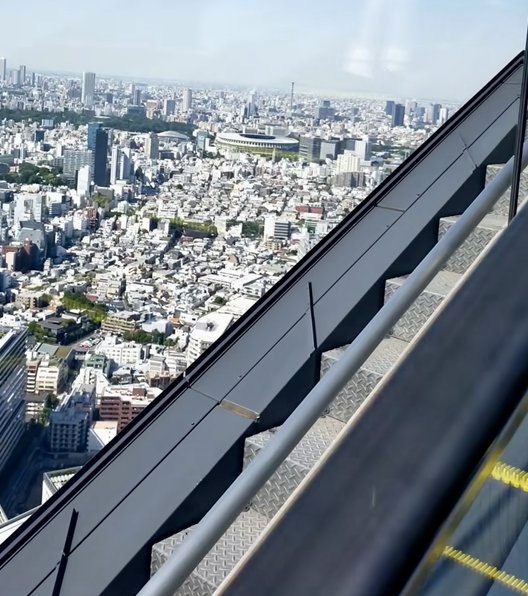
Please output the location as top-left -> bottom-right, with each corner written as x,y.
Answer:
0,0 -> 526,102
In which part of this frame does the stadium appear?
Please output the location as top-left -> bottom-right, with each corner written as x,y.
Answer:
215,132 -> 299,155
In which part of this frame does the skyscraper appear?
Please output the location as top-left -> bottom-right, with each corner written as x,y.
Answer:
133,89 -> 142,106
77,165 -> 92,197
246,90 -> 257,118
0,330 -> 27,473
144,133 -> 159,160
385,100 -> 395,115
18,65 -> 26,85
87,122 -> 108,186
163,98 -> 176,117
182,88 -> 192,112
391,104 -> 405,127
0,58 -> 6,82
432,103 -> 442,125
63,149 -> 93,183
82,72 -> 96,107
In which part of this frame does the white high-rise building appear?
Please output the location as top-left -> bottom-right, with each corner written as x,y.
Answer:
82,72 -> 96,107
336,151 -> 361,174
110,147 -> 132,184
182,88 -> 192,112
110,146 -> 121,185
247,89 -> 257,118
439,107 -> 449,125
0,58 -> 6,82
77,165 -> 91,197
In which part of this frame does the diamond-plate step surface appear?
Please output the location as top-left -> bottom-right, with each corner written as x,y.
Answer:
244,416 -> 345,519
320,337 -> 408,424
438,213 -> 506,275
384,270 -> 463,343
151,509 -> 269,596
486,164 -> 528,217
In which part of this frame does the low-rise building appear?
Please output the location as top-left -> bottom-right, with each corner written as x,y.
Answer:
48,408 -> 89,453
100,384 -> 161,432
186,312 -> 233,367
101,311 -> 140,336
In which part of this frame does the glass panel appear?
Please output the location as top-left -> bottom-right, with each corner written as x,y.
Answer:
412,405 -> 528,596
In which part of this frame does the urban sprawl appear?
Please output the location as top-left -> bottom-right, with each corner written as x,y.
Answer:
0,58 -> 456,518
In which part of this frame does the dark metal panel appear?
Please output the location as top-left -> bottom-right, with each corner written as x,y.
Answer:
53,408 -> 253,596
220,199 -> 528,596
192,209 -> 400,401
220,313 -> 314,414
380,136 -> 471,211
464,102 -> 520,166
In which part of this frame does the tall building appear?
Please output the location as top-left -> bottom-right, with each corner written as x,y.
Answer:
432,103 -> 442,124
246,90 -> 257,118
0,330 -> 27,473
163,98 -> 176,117
81,72 -> 96,107
18,65 -> 26,85
133,88 -> 142,106
336,151 -> 362,174
110,147 -> 131,184
87,122 -> 108,186
299,136 -> 322,162
385,100 -> 395,115
31,194 -> 44,223
0,58 -> 6,82
110,146 -> 121,185
77,164 -> 91,197
182,88 -> 192,112
144,133 -> 159,160
353,136 -> 371,160
63,149 -> 93,183
391,103 -> 405,127
316,100 -> 335,121
439,107 -> 449,125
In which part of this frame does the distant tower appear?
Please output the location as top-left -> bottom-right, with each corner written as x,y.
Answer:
144,133 -> 159,160
182,88 -> 192,112
0,58 -> 6,82
247,90 -> 257,118
87,122 -> 108,186
82,72 -> 96,107
391,104 -> 405,128
290,82 -> 294,113
19,65 -> 26,85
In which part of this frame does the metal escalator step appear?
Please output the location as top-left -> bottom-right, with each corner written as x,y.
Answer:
486,164 -> 528,217
151,509 -> 269,596
320,337 -> 409,423
243,416 -> 345,520
439,213 -> 506,274
384,270 -> 463,343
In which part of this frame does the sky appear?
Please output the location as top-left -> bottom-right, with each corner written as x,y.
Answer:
1,0 -> 527,101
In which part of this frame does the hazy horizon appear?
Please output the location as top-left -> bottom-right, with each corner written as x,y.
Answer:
1,0 -> 526,102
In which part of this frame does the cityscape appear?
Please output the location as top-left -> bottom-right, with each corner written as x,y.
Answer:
0,57 -> 455,540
